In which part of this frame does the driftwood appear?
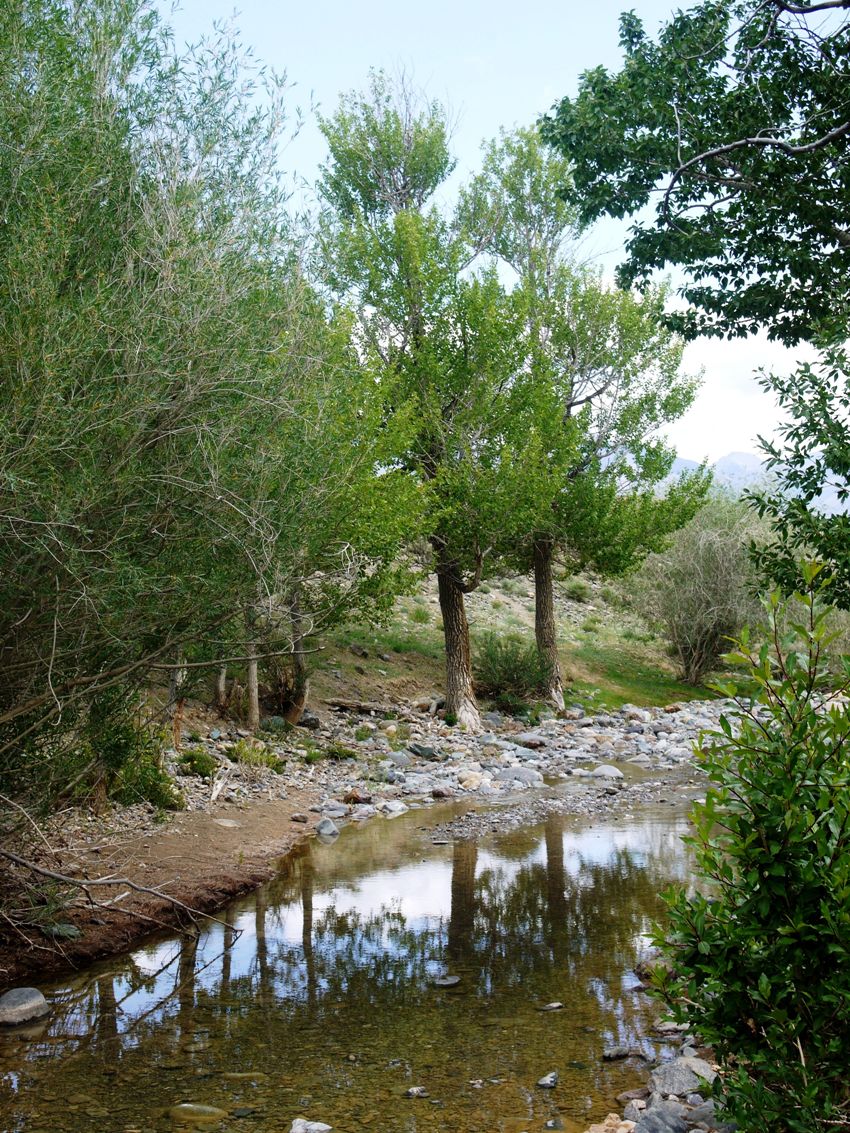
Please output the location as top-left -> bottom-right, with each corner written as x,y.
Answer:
323,698 -> 422,721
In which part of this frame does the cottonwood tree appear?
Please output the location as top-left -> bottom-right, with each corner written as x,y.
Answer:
318,73 -> 533,729
460,129 -> 708,707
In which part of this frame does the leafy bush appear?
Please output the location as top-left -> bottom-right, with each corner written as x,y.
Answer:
474,633 -> 550,713
112,756 -> 184,810
563,577 -> 592,603
178,746 -> 218,780
656,571 -> 850,1131
230,739 -> 284,773
632,494 -> 766,683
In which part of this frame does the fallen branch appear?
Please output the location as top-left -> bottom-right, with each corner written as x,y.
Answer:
0,848 -> 232,933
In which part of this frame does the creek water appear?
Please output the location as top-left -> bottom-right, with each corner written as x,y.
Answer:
0,801 -> 693,1133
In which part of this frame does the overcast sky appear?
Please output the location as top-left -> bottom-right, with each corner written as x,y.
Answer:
160,0 -> 811,463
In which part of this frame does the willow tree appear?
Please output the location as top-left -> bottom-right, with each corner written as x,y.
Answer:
460,129 -> 709,708
0,2 -> 416,802
318,74 -> 530,729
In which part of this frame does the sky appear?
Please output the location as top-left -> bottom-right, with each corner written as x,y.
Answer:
159,0 -> 812,464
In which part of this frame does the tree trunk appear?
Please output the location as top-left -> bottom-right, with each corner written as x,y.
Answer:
284,585 -> 310,726
435,554 -> 481,731
245,609 -> 260,732
215,664 -> 228,716
533,538 -> 565,712
168,651 -> 187,749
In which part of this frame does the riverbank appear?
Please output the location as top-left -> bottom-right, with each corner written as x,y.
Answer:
0,695 -> 723,989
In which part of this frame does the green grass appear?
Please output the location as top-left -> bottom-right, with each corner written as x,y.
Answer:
567,642 -> 714,709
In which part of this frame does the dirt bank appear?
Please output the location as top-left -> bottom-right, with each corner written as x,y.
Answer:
0,788 -> 328,989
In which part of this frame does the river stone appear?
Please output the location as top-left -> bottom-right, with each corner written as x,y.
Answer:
649,1056 -> 716,1096
213,818 -> 241,829
378,799 -> 409,817
458,769 -> 483,790
409,742 -> 439,759
635,1099 -> 687,1132
315,817 -> 339,837
290,1120 -> 333,1133
168,1104 -> 228,1122
0,987 -> 50,1025
493,766 -> 544,785
432,975 -> 461,987
405,1086 -> 429,1099
537,1071 -> 559,1088
515,732 -> 546,749
591,764 -> 624,779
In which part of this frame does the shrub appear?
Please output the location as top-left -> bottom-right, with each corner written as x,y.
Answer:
563,577 -> 592,603
474,633 -> 550,713
632,494 -> 766,684
112,756 -> 184,810
409,605 -> 430,625
178,746 -> 218,780
230,739 -> 284,773
656,570 -> 850,1131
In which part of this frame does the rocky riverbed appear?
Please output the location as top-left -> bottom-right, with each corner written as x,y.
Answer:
162,695 -> 731,834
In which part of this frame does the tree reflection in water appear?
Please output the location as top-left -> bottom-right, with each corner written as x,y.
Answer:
0,808 -> 691,1132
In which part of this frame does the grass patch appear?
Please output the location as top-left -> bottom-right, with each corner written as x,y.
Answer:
178,746 -> 217,779
567,642 -> 714,708
409,605 -> 430,625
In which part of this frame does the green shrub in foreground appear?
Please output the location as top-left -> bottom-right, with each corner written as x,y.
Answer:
656,568 -> 850,1132
474,633 -> 549,714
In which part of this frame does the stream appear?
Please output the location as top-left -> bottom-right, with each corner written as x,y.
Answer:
0,801 -> 693,1133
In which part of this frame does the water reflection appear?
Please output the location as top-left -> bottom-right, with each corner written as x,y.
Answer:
0,807 -> 691,1133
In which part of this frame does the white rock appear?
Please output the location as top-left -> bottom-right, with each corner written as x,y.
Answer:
591,764 -> 624,779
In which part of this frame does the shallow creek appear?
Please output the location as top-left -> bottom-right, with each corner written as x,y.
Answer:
0,801 -> 693,1133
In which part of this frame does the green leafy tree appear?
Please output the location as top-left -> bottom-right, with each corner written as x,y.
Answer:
749,344 -> 850,609
657,567 -> 850,1130
318,73 -> 534,729
0,2 -> 416,798
459,128 -> 709,706
540,1 -> 850,346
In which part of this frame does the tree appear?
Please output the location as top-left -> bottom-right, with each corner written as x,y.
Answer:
0,2 -> 416,801
749,345 -> 850,609
317,73 -> 530,730
459,128 -> 709,706
540,1 -> 850,346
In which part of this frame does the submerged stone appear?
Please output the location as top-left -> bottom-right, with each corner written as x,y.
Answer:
537,1071 -> 559,1088
0,988 -> 50,1025
168,1103 -> 228,1122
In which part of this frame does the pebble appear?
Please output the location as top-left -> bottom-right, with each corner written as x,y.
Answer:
537,1071 -> 559,1088
290,1120 -> 333,1133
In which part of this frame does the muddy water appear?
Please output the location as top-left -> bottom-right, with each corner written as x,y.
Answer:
0,805 -> 692,1133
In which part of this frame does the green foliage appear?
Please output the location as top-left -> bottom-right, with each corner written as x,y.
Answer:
474,633 -> 550,712
541,3 -> 850,345
750,345 -> 850,608
178,746 -> 218,780
563,577 -> 592,603
112,756 -> 184,811
0,3 -> 421,809
230,739 -> 284,773
409,605 -> 431,625
657,570 -> 850,1131
633,495 -> 766,684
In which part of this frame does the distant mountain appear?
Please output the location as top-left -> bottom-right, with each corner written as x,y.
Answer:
671,451 -> 846,515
